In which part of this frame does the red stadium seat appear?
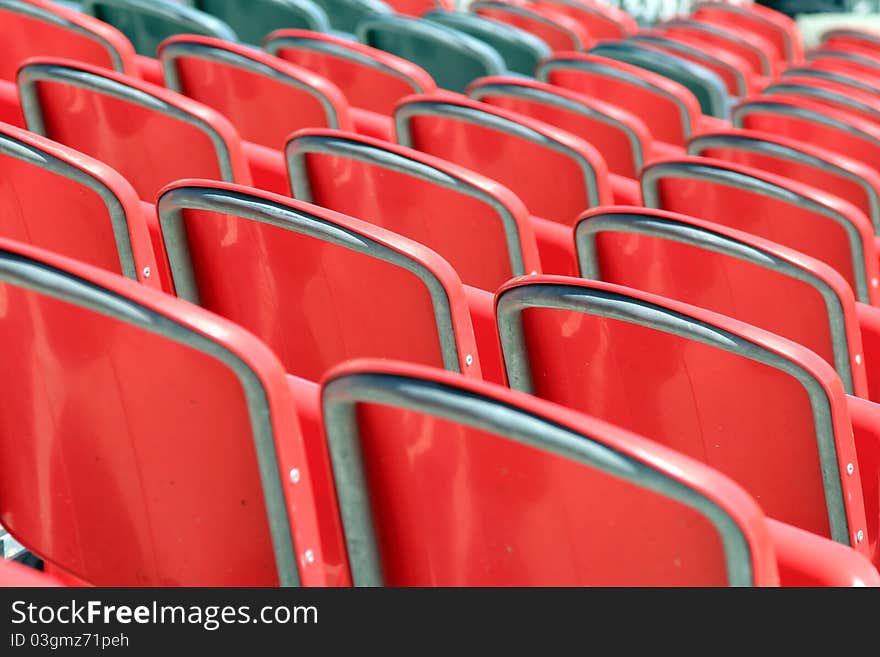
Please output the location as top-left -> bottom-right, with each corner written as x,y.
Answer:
466,75 -> 665,179
286,128 -> 541,291
822,28 -> 880,60
657,18 -> 781,78
574,206 -> 869,399
16,57 -> 263,200
537,53 -> 727,147
805,48 -> 880,82
629,30 -> 760,98
159,36 -> 354,151
692,1 -> 803,64
320,359 -> 781,586
395,92 -> 630,275
530,0 -> 638,40
641,156 -> 880,305
688,128 -> 880,235
471,1 -> 593,52
155,180 -> 484,383
733,96 -> 880,190
762,75 -> 880,128
0,0 -> 143,126
0,121 -> 160,289
383,0 -> 454,16
494,276 -> 872,562
0,238 -> 336,586
264,29 -> 437,141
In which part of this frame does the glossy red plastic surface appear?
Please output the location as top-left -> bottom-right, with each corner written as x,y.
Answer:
395,93 -> 613,227
156,179 -> 481,383
823,31 -> 880,60
690,128 -> 880,234
158,36 -> 353,150
531,0 -> 638,40
20,57 -> 252,201
0,122 -> 158,288
287,128 -> 541,291
496,276 -> 868,552
538,53 -> 702,146
633,29 -> 759,97
804,52 -> 880,87
577,206 -> 869,399
0,239 -> 337,586
473,3 -> 592,52
467,75 -> 654,179
264,29 -> 437,116
386,0 -> 454,15
321,358 -> 781,586
693,2 -> 803,63
768,519 -> 879,586
765,76 -> 880,127
734,96 -> 880,177
642,156 -> 880,305
658,20 -> 780,77
0,0 -> 139,81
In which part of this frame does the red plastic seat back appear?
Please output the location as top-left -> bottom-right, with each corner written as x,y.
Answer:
495,276 -> 867,551
692,1 -> 803,63
641,157 -> 879,305
0,0 -> 138,81
467,75 -> 653,179
537,53 -> 701,146
385,0 -> 454,15
0,239 -> 329,586
0,122 -> 156,285
321,359 -> 781,586
263,29 -> 436,115
395,93 -> 612,226
823,29 -> 880,59
689,129 -> 880,234
286,129 -> 541,291
159,35 -> 353,150
574,206 -> 868,398
806,49 -> 880,82
156,180 -> 480,382
18,58 -> 251,201
733,97 -> 880,186
471,1 -> 592,52
658,19 -> 780,77
762,77 -> 880,129
530,0 -> 638,40
0,561 -> 63,587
